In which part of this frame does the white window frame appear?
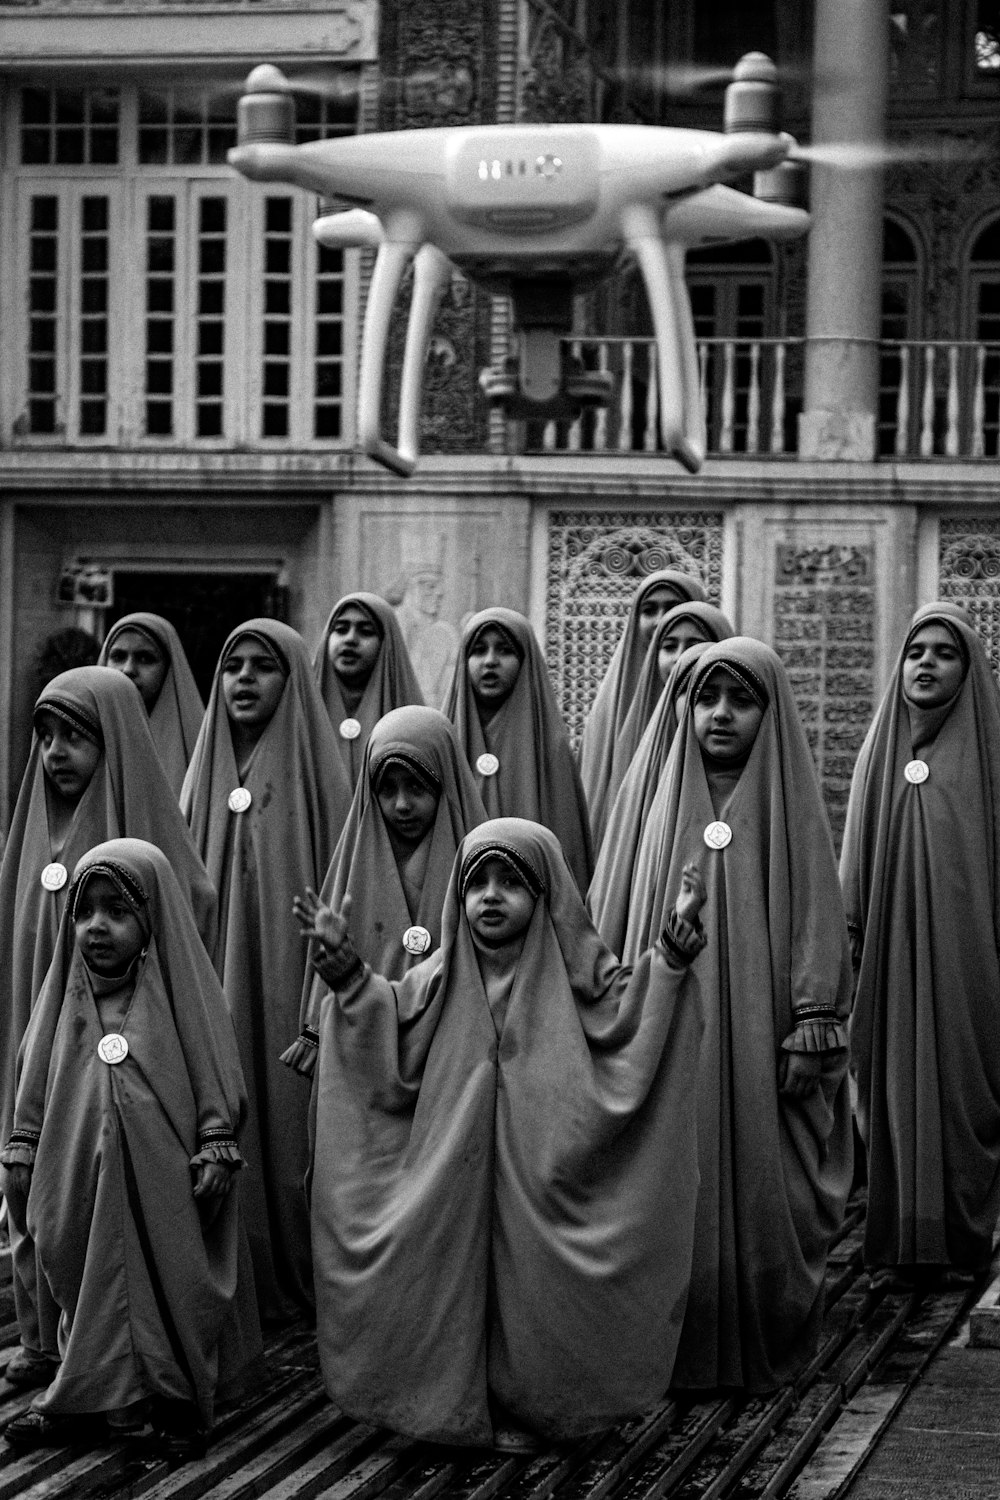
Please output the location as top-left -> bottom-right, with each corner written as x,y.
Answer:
1,83 -> 360,452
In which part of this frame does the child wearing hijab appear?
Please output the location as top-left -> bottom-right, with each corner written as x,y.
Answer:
842,602 -> 1000,1282
99,613 -> 204,795
590,638 -> 718,957
444,608 -> 593,893
578,570 -> 707,842
181,621 -> 351,1322
314,593 -> 424,788
298,817 -> 707,1448
623,639 -> 853,1393
591,601 -> 734,855
283,707 -> 487,1078
1,839 -> 261,1451
0,666 -> 217,1392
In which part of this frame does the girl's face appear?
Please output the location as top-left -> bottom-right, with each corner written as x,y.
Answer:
222,639 -> 286,729
106,628 -> 169,711
376,765 -> 439,853
74,873 -> 146,977
637,585 -> 682,648
693,667 -> 765,762
464,855 -> 536,946
902,623 -> 965,708
36,709 -> 102,803
657,619 -> 711,684
467,627 -> 521,708
327,606 -> 382,689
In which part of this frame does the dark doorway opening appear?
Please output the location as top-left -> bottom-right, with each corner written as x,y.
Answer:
108,571 -> 286,700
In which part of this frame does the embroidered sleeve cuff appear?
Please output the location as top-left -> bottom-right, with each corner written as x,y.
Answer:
659,908 -> 708,968
0,1138 -> 36,1169
782,1011 -> 848,1055
191,1128 -> 243,1169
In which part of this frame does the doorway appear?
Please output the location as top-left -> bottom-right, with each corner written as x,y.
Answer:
108,570 -> 286,700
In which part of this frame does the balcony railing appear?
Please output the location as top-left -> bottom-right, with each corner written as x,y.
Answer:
512,337 -> 1000,461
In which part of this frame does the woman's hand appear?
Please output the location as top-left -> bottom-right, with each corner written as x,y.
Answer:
293,889 -> 353,954
675,862 -> 707,926
1,1164 -> 31,1232
778,1051 -> 823,1099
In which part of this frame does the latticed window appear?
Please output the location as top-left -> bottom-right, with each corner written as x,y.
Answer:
5,81 -> 358,448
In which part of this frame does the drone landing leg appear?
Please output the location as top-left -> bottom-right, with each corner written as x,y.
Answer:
665,243 -> 707,471
398,245 -> 454,465
623,208 -> 703,473
357,240 -> 420,476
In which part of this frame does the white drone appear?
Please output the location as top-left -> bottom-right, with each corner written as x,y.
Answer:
229,53 -> 810,476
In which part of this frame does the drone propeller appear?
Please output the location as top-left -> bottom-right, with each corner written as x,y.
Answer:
613,59 -> 840,98
789,137 -> 982,169
204,65 -> 357,111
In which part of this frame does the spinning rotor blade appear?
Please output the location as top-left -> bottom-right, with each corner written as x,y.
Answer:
791,137 -> 982,169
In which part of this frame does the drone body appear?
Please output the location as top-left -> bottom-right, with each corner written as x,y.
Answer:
229,57 -> 810,475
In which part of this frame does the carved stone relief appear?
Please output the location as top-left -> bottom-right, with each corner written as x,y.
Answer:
939,519 -> 1000,672
358,509 -> 504,708
545,511 -> 724,746
772,543 -> 877,845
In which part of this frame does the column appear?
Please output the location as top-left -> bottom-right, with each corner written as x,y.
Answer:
799,0 -> 890,460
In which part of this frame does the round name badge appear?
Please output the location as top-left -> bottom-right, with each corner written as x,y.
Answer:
339,718 -> 362,742
903,759 -> 929,785
228,787 -> 252,814
97,1033 -> 129,1066
40,862 -> 68,893
402,925 -> 432,956
703,821 -> 733,850
476,752 -> 500,778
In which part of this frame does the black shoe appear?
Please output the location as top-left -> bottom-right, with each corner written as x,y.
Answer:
4,1410 -> 96,1449
4,1348 -> 59,1390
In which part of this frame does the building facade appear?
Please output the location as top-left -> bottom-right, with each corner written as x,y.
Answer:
0,0 -> 998,842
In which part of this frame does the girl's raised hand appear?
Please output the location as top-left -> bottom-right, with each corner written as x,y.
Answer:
675,861 -> 707,925
292,889 -> 353,953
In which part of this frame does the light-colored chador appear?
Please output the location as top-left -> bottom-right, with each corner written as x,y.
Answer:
578,570 -> 707,852
444,609 -> 593,892
624,639 -> 853,1392
3,839 -> 260,1424
311,819 -> 704,1445
98,612 -> 205,795
0,667 -> 216,1370
182,620 -> 351,1320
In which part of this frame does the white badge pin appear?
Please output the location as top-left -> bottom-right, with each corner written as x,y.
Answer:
476,752 -> 500,777
228,787 -> 252,814
703,821 -> 733,850
903,759 -> 929,785
340,718 -> 362,741
402,925 -> 432,956
40,862 -> 68,893
97,1033 -> 129,1065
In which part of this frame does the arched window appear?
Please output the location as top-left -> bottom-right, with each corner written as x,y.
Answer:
879,216 -> 922,455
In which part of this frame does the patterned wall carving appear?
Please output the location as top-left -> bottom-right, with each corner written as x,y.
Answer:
939,519 -> 1000,672
546,511 -> 724,746
376,0 -> 498,453
772,543 -> 877,846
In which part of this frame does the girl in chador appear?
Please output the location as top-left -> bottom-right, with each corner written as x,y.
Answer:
182,620 -> 352,1321
842,602 -> 1000,1281
444,609 -> 593,892
623,638 -> 853,1391
2,839 -> 261,1451
0,667 -> 216,1393
298,818 -> 706,1448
